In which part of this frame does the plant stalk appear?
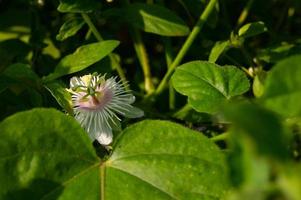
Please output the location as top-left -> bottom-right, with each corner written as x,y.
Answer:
131,29 -> 155,94
154,0 -> 218,96
210,132 -> 229,142
236,0 -> 255,27
163,37 -> 175,110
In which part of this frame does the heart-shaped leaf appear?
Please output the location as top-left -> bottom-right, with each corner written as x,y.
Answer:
0,109 -> 228,199
107,120 -> 229,199
43,40 -> 120,82
124,3 -> 189,36
172,61 -> 250,114
260,55 -> 301,118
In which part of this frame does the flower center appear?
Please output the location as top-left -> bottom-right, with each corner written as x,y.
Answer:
77,86 -> 113,111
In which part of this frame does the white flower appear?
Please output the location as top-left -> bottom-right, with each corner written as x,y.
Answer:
67,73 -> 143,145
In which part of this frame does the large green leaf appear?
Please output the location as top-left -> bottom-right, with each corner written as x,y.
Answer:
261,55 -> 301,118
124,3 -> 189,36
57,0 -> 100,13
56,17 -> 85,41
0,110 -> 228,199
172,61 -> 250,114
107,120 -> 228,199
43,41 -> 120,82
0,109 -> 100,200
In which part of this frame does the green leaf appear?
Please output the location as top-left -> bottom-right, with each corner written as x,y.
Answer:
124,3 -> 189,36
238,21 -> 268,38
172,61 -> 250,114
57,0 -> 101,13
0,111 -> 229,199
261,55 -> 301,118
0,108 -> 100,200
108,120 -> 229,199
44,81 -> 73,115
224,103 -> 289,159
56,17 -> 85,41
3,63 -> 40,85
257,42 -> 301,63
43,40 -> 120,82
209,40 -> 230,62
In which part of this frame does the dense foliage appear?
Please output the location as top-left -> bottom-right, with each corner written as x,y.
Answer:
1,0 -> 301,199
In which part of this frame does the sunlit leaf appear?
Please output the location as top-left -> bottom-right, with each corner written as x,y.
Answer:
238,21 -> 267,38
172,61 -> 250,114
43,41 -> 120,82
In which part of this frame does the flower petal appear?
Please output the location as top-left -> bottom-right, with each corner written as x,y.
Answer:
95,128 -> 113,145
122,106 -> 144,118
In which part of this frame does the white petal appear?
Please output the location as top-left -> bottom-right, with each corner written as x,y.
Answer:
122,106 -> 144,118
96,128 -> 113,145
70,77 -> 82,88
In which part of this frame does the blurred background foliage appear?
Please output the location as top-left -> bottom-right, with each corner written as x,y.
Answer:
1,0 -> 301,199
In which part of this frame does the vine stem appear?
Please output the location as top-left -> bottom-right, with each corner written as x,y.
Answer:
172,104 -> 192,118
131,29 -> 155,94
154,0 -> 218,96
210,132 -> 229,142
81,13 -> 129,90
163,37 -> 175,110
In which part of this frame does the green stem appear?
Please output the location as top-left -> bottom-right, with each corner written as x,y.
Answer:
163,37 -> 175,110
172,104 -> 192,118
236,0 -> 255,27
81,13 -> 129,90
154,0 -> 218,96
131,29 -> 155,94
210,132 -> 229,142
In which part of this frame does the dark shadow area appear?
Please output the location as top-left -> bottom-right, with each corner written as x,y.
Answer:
3,178 -> 63,200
